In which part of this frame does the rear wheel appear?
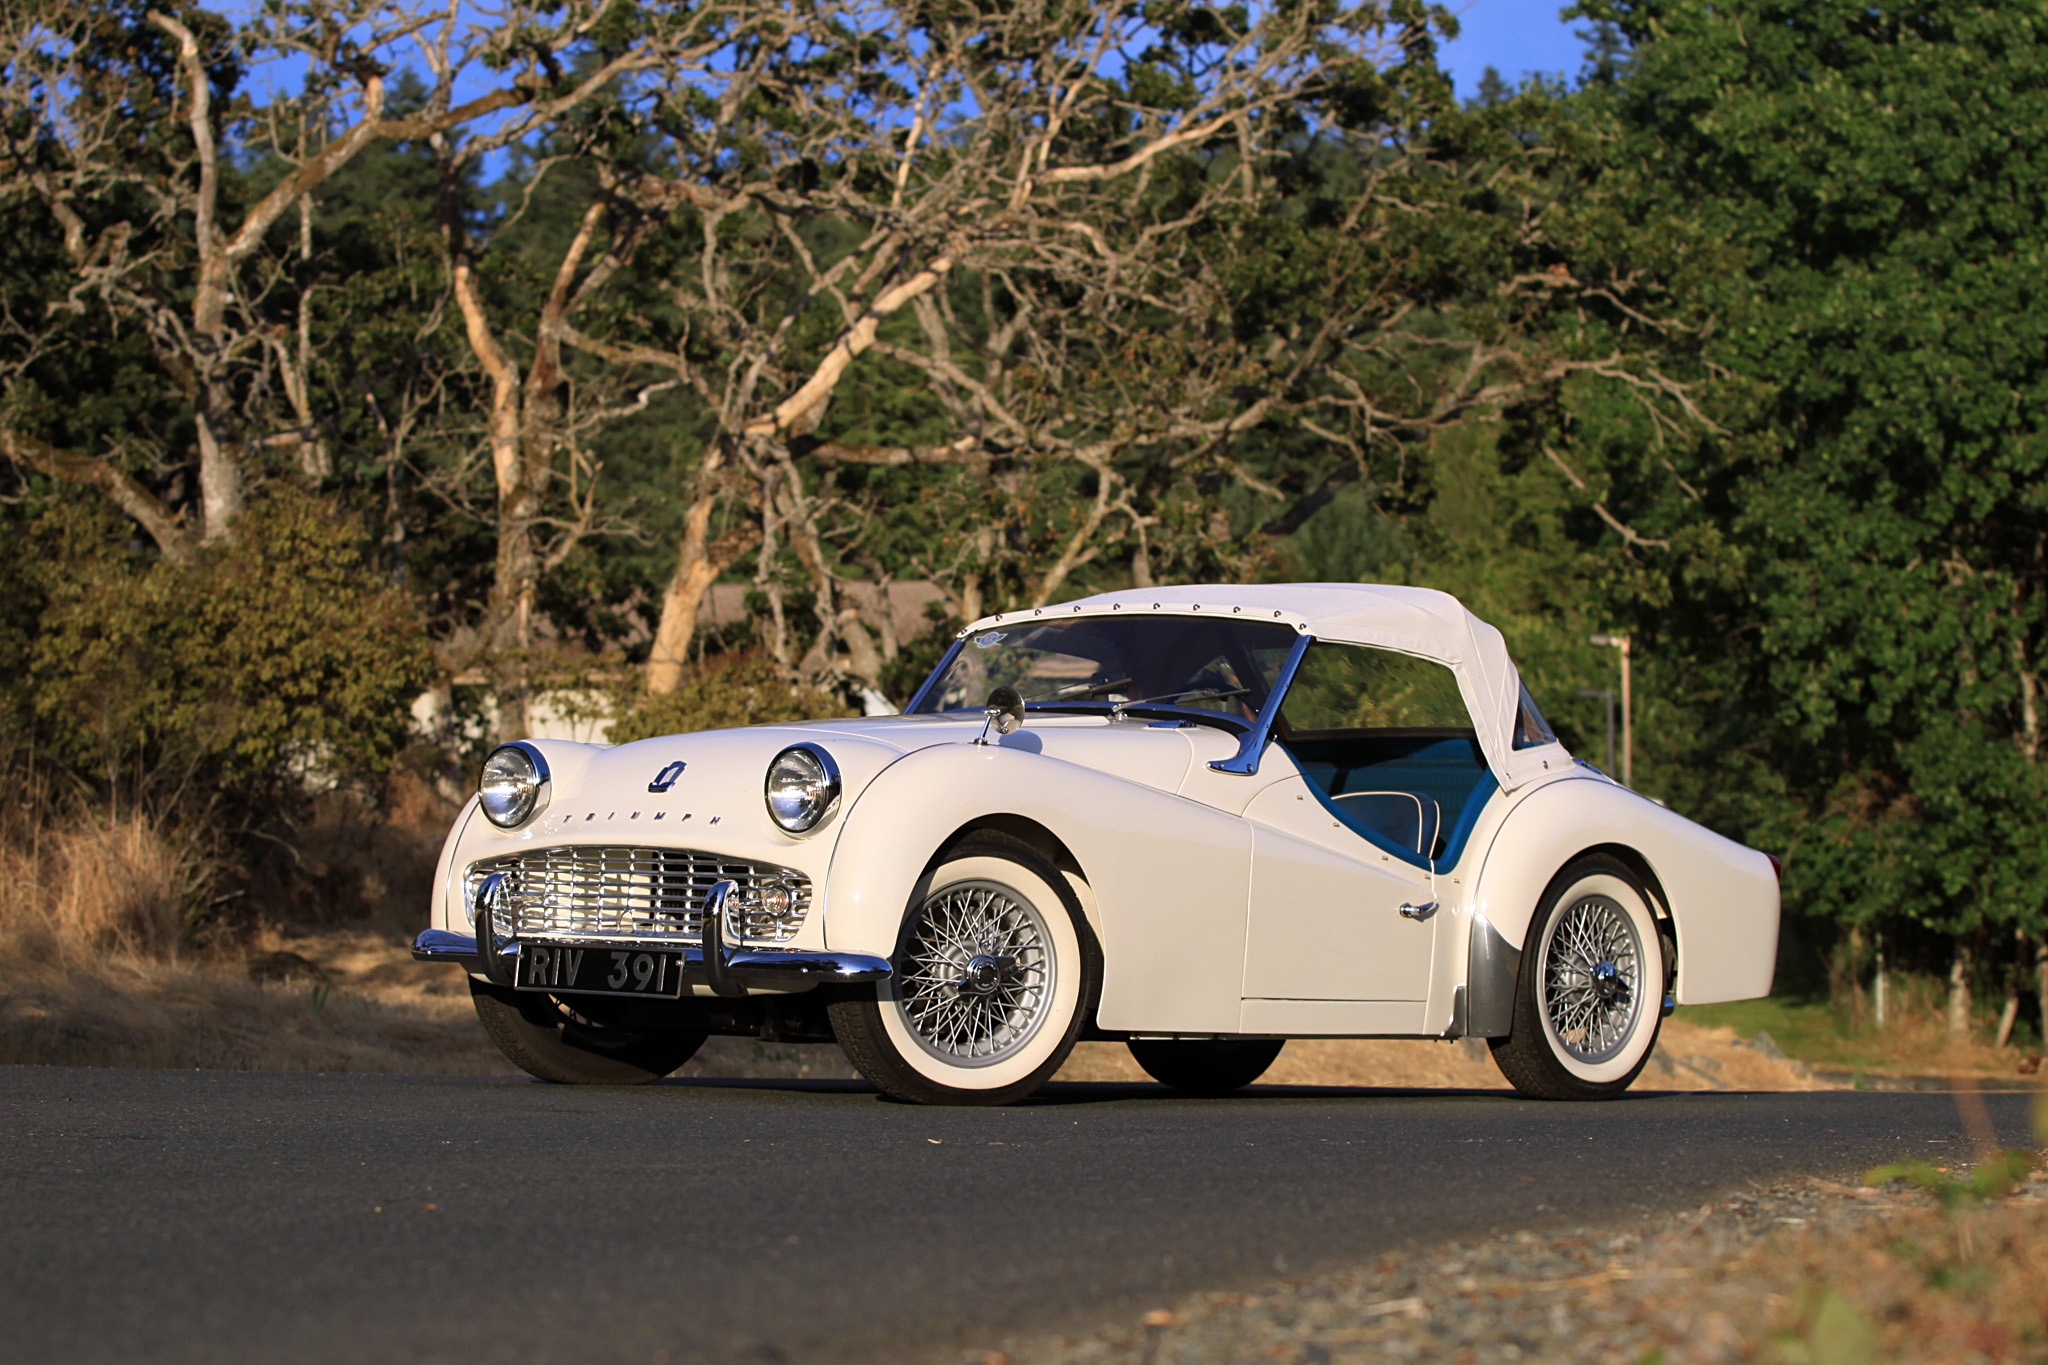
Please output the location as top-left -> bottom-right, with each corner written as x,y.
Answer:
471,979 -> 706,1085
1488,855 -> 1666,1100
828,832 -> 1097,1106
1127,1038 -> 1284,1095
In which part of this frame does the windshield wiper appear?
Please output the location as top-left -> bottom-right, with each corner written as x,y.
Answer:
1024,675 -> 1133,703
1110,686 -> 1249,718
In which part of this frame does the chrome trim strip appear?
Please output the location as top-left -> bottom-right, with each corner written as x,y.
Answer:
408,930 -> 890,985
1209,632 -> 1314,776
1465,910 -> 1523,1038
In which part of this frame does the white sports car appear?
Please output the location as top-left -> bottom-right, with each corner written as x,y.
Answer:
417,584 -> 1779,1104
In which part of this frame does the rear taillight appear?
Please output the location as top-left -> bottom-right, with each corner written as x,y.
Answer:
1765,854 -> 1783,882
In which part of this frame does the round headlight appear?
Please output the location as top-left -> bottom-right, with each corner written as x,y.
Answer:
764,744 -> 840,833
479,744 -> 548,828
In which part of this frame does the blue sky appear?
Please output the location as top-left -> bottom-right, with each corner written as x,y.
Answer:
221,2 -> 1597,121
1435,1 -> 1592,98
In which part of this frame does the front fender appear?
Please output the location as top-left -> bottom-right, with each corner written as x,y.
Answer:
822,742 -> 1253,1033
1470,776 -> 1778,1005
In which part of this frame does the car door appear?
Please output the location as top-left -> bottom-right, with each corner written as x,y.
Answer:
1239,774 -> 1436,1002
1238,641 -> 1478,1014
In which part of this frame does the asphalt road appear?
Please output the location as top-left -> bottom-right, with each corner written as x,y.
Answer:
1,1068 -> 2035,1365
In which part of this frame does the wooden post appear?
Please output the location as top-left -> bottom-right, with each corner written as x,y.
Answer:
1619,636 -> 1633,789
1590,633 -> 1633,788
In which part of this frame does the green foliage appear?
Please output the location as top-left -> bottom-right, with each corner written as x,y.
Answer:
606,652 -> 846,744
1280,643 -> 1468,731
1539,0 -> 2048,977
1865,1149 -> 2040,1212
1776,1288 -> 1878,1365
12,488 -> 434,810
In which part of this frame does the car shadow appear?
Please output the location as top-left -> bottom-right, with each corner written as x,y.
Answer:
646,1075 -> 1724,1104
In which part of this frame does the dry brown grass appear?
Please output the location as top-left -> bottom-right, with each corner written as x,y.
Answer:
0,807 -> 203,961
1739,1172 -> 2048,1363
0,802 -> 501,1073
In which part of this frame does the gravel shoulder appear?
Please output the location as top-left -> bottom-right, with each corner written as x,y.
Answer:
954,1106 -> 2048,1365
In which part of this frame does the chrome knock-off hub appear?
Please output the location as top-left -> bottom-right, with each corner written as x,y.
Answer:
956,953 -> 1020,997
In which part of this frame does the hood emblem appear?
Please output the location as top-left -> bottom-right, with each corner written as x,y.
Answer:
648,760 -> 686,793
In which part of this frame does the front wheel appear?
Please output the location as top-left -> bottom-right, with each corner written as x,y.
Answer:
1488,855 -> 1667,1101
471,979 -> 706,1084
1128,1038 -> 1284,1095
828,832 -> 1098,1106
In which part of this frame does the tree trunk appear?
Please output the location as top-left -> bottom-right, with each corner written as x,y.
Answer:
193,406 -> 246,542
1844,925 -> 1866,1032
2036,932 -> 2047,1052
1946,940 -> 1974,1042
1994,990 -> 2019,1049
648,488 -> 725,695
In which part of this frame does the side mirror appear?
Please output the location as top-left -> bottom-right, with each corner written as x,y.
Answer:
975,685 -> 1024,746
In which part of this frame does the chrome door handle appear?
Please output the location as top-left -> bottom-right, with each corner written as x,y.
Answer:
1398,901 -> 1438,922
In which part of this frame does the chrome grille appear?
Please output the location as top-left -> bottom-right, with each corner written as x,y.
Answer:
462,846 -> 811,945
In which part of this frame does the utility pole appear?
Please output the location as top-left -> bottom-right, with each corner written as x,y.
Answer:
1590,633 -> 1632,787
1577,687 -> 1616,774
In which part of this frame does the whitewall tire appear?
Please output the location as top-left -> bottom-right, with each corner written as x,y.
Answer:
828,831 -> 1098,1105
1489,854 -> 1667,1100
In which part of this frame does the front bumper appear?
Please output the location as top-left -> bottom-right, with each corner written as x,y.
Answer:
412,929 -> 890,992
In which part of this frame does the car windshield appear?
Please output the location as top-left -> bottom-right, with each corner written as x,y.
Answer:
909,615 -> 1300,726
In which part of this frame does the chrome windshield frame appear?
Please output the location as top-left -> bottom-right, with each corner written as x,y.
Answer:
1208,632 -> 1314,776
903,638 -> 966,715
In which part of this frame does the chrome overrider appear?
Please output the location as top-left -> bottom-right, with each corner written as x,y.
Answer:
412,878 -> 891,995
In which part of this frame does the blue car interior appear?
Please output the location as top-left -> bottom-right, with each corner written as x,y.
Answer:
1275,729 -> 1496,871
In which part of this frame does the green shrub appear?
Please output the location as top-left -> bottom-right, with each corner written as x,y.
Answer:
14,487 -> 435,810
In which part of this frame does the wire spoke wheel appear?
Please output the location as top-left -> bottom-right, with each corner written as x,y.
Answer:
1537,893 -> 1643,1065
827,833 -> 1095,1105
895,879 -> 1056,1067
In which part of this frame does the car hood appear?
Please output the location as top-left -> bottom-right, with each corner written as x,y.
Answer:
473,713 -> 1227,864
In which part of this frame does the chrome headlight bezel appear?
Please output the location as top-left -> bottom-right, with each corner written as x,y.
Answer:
764,743 -> 841,834
479,742 -> 550,829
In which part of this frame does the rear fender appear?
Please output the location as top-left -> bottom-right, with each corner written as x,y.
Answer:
822,742 -> 1252,1033
1469,777 -> 1778,1005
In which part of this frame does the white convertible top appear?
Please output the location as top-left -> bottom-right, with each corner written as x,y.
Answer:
963,583 -> 1570,792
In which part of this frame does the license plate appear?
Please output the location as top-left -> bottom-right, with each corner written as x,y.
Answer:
515,943 -> 688,998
